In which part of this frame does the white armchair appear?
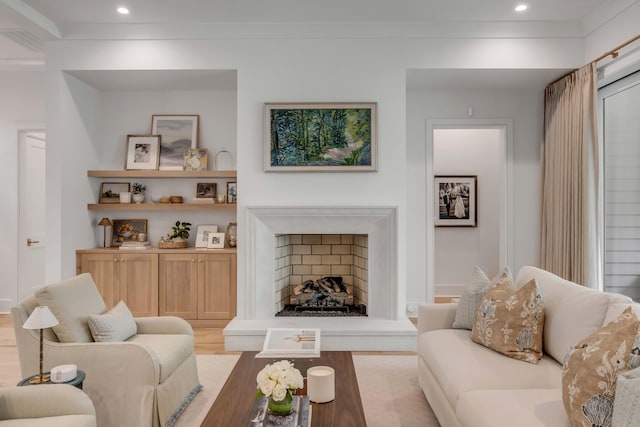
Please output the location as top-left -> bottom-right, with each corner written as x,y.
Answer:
0,384 -> 96,426
11,273 -> 201,427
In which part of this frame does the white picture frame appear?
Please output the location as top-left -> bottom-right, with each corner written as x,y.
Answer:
207,232 -> 226,249
125,135 -> 160,170
195,225 -> 218,248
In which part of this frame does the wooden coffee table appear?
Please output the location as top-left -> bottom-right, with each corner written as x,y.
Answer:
201,351 -> 367,426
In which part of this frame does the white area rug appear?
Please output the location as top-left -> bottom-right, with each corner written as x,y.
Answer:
176,354 -> 440,427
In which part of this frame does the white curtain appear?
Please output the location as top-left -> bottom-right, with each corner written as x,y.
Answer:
540,63 -> 599,287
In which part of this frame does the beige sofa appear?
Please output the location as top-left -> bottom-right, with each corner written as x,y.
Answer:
0,384 -> 96,426
417,266 -> 638,427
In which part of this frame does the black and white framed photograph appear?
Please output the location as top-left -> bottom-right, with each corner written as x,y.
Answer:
227,182 -> 237,204
207,232 -> 226,249
196,182 -> 217,199
434,175 -> 477,227
99,182 -> 130,204
125,135 -> 160,170
195,225 -> 219,248
151,115 -> 199,170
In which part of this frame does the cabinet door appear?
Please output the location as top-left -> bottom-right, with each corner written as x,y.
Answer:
78,253 -> 119,308
198,253 -> 237,320
158,253 -> 198,319
119,253 -> 159,317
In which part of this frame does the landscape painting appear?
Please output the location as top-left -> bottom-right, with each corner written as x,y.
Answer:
151,115 -> 199,170
264,103 -> 377,172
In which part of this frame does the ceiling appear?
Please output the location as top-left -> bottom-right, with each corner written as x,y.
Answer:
0,0 -> 635,85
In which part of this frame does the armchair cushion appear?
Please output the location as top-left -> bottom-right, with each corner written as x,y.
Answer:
35,273 -> 106,343
88,301 -> 137,342
127,334 -> 194,383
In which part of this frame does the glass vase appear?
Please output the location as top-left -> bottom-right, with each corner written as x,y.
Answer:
267,391 -> 293,416
215,149 -> 233,171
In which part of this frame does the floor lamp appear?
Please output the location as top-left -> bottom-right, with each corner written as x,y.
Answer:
22,306 -> 59,384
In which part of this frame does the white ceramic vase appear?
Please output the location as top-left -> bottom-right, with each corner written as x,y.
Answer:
132,193 -> 145,204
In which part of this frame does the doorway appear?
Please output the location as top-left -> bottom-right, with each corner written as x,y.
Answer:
18,130 -> 46,301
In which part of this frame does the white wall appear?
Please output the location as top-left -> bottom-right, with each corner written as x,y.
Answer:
0,70 -> 45,310
433,128 -> 502,285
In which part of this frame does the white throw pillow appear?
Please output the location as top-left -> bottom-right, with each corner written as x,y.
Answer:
88,301 -> 137,342
452,265 -> 512,330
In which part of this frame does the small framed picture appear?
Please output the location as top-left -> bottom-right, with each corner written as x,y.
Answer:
111,219 -> 148,246
434,176 -> 477,227
125,135 -> 160,170
196,182 -> 217,199
195,225 -> 219,248
227,182 -> 237,204
207,232 -> 226,249
184,148 -> 208,171
99,182 -> 130,204
151,115 -> 199,170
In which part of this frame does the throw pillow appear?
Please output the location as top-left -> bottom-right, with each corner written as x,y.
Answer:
452,265 -> 513,330
562,307 -> 640,427
471,276 -> 544,364
88,301 -> 137,342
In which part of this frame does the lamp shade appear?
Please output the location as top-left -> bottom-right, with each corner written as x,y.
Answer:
23,306 -> 59,330
98,217 -> 112,227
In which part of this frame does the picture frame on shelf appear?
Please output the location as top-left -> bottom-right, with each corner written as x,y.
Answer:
111,219 -> 148,247
264,102 -> 377,172
99,182 -> 131,204
207,232 -> 226,249
184,148 -> 208,171
151,115 -> 199,170
434,175 -> 477,227
195,225 -> 219,248
125,135 -> 160,170
227,182 -> 237,204
196,182 -> 216,199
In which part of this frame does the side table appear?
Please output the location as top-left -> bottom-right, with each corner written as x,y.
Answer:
17,370 -> 86,389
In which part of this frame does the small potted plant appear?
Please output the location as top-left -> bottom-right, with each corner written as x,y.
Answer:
131,182 -> 146,204
158,221 -> 191,249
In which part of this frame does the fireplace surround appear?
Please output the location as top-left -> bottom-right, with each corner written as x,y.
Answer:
224,206 -> 416,351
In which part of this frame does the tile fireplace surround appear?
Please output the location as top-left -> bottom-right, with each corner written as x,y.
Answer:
224,206 -> 417,351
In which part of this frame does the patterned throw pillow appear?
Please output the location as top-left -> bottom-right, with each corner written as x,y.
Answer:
452,266 -> 513,330
471,276 -> 544,364
562,307 -> 640,427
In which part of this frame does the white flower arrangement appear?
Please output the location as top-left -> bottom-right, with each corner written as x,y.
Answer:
256,360 -> 304,401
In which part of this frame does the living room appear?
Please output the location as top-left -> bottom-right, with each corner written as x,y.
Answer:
1,1 -> 640,426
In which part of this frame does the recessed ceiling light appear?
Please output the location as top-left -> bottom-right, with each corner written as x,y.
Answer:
515,4 -> 528,12
117,7 -> 129,15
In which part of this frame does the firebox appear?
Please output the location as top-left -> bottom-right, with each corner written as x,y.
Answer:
273,234 -> 368,316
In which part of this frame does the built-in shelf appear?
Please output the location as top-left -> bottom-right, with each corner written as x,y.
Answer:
87,170 -> 237,179
87,203 -> 237,211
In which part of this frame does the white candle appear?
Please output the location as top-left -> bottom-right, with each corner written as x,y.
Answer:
307,366 -> 335,403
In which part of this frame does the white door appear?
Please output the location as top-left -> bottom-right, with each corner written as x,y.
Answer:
18,131 -> 46,300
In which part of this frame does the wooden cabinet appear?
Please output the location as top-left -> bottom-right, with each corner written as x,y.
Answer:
77,252 -> 158,317
77,248 -> 236,326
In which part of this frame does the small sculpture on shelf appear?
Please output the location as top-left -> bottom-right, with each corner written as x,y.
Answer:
158,221 -> 191,249
131,182 -> 146,204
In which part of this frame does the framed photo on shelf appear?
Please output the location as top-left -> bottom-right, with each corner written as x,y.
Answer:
151,115 -> 199,170
264,102 -> 377,172
207,232 -> 226,249
196,182 -> 217,199
111,219 -> 148,247
434,175 -> 477,227
99,182 -> 130,204
125,135 -> 160,170
195,225 -> 219,248
184,148 -> 208,171
227,182 -> 237,204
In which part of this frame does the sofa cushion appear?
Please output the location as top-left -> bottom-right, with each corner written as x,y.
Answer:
418,329 -> 561,409
471,277 -> 544,364
88,301 -> 137,342
35,273 -> 107,343
561,307 -> 640,427
127,334 -> 194,383
514,266 -> 632,364
604,302 -> 640,325
452,265 -> 512,330
456,388 -> 570,427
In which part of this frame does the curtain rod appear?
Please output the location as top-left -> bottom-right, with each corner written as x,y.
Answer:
547,33 -> 640,87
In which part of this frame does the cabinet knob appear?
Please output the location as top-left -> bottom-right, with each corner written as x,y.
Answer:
113,258 -> 118,262
192,259 -> 196,263
199,259 -> 203,263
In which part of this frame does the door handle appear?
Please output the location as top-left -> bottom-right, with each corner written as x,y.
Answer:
27,238 -> 40,247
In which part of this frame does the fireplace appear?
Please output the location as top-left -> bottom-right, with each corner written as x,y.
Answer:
224,206 -> 416,351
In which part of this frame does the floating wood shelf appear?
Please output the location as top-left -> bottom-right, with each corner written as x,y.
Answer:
87,170 -> 237,179
87,203 -> 237,211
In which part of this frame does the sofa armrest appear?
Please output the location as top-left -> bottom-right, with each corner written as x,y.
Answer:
417,303 -> 457,335
135,316 -> 194,336
0,384 -> 95,420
